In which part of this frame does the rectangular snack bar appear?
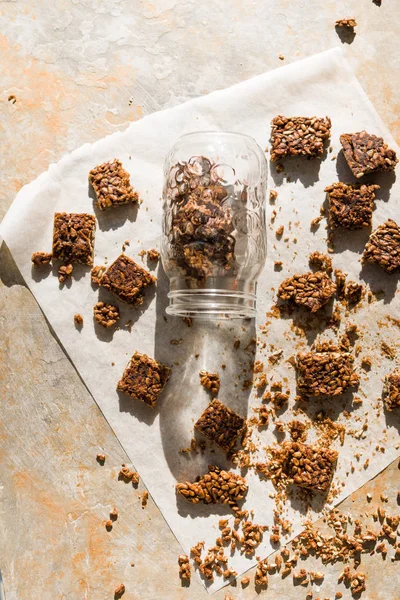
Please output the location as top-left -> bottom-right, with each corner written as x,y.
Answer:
383,370 -> 400,411
195,399 -> 246,452
89,159 -> 139,210
176,465 -> 248,505
284,442 -> 338,492
270,115 -> 331,162
117,351 -> 171,408
277,271 -> 337,312
340,131 -> 398,178
325,182 -> 380,229
296,350 -> 359,396
100,254 -> 156,305
362,219 -> 400,273
52,212 -> 96,265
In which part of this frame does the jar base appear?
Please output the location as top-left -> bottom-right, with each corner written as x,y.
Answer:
166,288 -> 257,319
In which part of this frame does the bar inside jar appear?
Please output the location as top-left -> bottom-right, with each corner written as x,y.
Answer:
164,156 -> 242,282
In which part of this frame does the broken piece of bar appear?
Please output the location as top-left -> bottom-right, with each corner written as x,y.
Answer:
325,182 -> 380,229
52,212 -> 96,265
335,18 -> 357,28
296,350 -> 359,397
31,251 -> 52,268
270,115 -> 331,162
199,371 -> 220,396
340,131 -> 398,178
362,219 -> 400,273
117,351 -> 171,408
284,442 -> 338,492
93,301 -> 120,328
99,254 -> 156,305
278,271 -> 336,312
89,159 -> 139,210
176,465 -> 248,505
195,399 -> 246,452
383,369 -> 400,411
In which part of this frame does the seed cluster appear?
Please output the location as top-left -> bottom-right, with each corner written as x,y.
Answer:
176,465 -> 248,506
199,370 -> 220,395
93,301 -> 120,328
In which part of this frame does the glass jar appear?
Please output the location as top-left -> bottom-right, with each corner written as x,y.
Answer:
161,131 -> 267,319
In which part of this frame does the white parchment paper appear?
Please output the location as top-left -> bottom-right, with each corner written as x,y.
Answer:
1,48 -> 400,593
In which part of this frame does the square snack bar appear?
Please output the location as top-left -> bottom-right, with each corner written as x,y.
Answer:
277,271 -> 337,312
296,350 -> 359,397
362,219 -> 400,273
270,115 -> 331,162
195,399 -> 246,452
340,131 -> 398,178
100,254 -> 156,305
117,351 -> 171,408
89,159 -> 139,210
284,442 -> 338,492
383,369 -> 400,411
52,212 -> 96,265
325,182 -> 380,229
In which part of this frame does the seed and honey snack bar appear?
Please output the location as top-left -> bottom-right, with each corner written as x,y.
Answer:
383,369 -> 400,411
195,399 -> 246,452
98,254 -> 156,305
270,115 -> 331,162
52,212 -> 96,265
284,442 -> 338,492
278,271 -> 337,312
296,350 -> 359,397
117,351 -> 171,408
340,131 -> 398,178
362,219 -> 400,273
89,159 -> 139,210
325,182 -> 380,229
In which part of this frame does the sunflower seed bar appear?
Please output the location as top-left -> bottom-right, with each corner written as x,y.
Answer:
117,351 -> 171,408
383,369 -> 400,411
176,465 -> 248,506
278,271 -> 337,312
89,159 -> 138,210
99,254 -> 156,305
52,212 -> 96,265
284,441 -> 338,492
362,219 -> 400,273
325,182 -> 380,229
270,116 -> 331,162
195,399 -> 246,452
296,350 -> 359,397
340,131 -> 398,178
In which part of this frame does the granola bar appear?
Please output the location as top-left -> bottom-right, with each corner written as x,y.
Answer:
278,271 -> 337,312
296,350 -> 359,396
383,369 -> 400,411
52,212 -> 96,265
195,399 -> 246,452
93,301 -> 120,328
362,219 -> 400,273
99,254 -> 156,305
89,159 -> 139,210
325,182 -> 380,229
340,131 -> 398,178
284,442 -> 338,492
176,465 -> 248,505
117,351 -> 171,408
270,115 -> 331,162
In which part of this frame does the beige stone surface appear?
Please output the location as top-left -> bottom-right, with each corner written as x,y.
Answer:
1,1 -> 400,599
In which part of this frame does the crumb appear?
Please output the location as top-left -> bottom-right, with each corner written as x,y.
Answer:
114,583 -> 125,598
96,453 -> 105,464
110,508 -> 118,521
276,225 -> 284,237
141,491 -> 149,508
147,248 -> 160,261
74,313 -> 83,327
270,189 -> 278,202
